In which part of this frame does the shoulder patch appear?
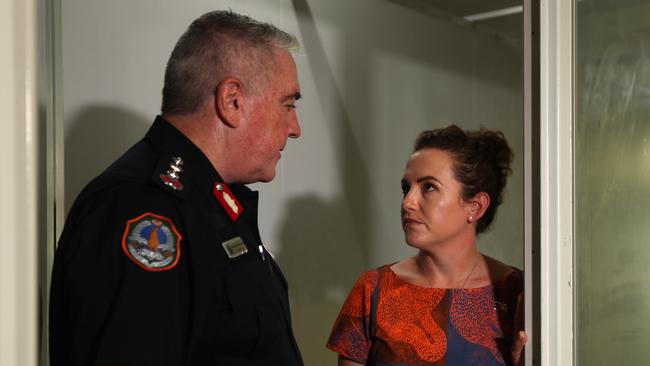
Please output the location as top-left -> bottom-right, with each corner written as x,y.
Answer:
122,212 -> 182,271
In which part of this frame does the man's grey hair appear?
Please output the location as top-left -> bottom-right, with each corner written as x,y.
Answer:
161,10 -> 299,115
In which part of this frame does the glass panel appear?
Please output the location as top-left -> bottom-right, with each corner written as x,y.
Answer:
576,0 -> 650,364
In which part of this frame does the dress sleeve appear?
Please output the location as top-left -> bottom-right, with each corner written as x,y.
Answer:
326,269 -> 379,364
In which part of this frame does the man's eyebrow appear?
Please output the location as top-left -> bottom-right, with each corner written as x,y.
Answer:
281,92 -> 302,102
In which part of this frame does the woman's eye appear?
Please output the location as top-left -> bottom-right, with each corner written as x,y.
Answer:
422,182 -> 436,192
401,184 -> 409,196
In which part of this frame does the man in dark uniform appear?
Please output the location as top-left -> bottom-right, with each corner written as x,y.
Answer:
50,10 -> 303,366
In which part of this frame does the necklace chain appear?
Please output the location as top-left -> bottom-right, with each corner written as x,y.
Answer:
420,253 -> 480,289
460,254 -> 479,289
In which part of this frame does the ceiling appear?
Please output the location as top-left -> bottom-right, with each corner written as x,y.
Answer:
423,0 -> 522,17
389,0 -> 524,45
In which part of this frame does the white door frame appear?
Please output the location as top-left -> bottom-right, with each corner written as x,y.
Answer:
539,0 -> 575,365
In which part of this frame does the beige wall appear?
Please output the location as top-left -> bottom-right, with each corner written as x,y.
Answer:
60,1 -> 523,364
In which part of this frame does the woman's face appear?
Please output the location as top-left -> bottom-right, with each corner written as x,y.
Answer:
400,148 -> 474,249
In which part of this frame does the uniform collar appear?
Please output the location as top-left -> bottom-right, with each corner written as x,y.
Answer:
145,115 -> 258,206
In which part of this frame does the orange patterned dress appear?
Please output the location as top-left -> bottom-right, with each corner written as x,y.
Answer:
327,265 -> 523,366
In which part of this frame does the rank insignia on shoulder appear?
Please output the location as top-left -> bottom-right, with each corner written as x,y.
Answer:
122,212 -> 182,271
212,182 -> 243,221
160,156 -> 184,191
222,236 -> 248,259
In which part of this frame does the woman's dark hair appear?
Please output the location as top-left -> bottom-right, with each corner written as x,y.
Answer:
414,125 -> 513,233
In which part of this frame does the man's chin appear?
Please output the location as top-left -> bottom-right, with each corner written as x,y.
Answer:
257,170 -> 277,183
233,169 -> 276,184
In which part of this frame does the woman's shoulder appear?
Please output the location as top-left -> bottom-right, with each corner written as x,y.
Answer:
385,257 -> 421,283
350,266 -> 383,289
348,262 -> 402,291
484,255 -> 523,292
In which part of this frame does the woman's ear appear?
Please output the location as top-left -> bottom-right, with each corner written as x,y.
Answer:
467,192 -> 490,222
215,77 -> 244,128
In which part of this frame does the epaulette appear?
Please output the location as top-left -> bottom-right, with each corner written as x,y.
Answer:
152,154 -> 187,200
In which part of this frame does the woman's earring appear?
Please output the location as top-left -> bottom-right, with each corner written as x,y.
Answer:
467,215 -> 473,223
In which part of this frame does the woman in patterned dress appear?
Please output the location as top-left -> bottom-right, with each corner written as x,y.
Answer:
327,125 -> 527,366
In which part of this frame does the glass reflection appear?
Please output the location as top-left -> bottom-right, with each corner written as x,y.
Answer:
576,0 -> 650,363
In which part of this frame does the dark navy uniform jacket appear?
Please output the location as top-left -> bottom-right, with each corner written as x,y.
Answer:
50,116 -> 303,366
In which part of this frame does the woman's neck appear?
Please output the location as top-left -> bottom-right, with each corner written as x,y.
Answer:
415,246 -> 482,288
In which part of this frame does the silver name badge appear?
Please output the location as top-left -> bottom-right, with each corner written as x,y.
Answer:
222,237 -> 248,259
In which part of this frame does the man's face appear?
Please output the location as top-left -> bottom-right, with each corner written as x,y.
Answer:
239,49 -> 301,183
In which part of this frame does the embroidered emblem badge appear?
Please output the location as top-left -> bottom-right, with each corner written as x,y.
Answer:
122,212 -> 182,271
160,156 -> 184,191
212,183 -> 244,221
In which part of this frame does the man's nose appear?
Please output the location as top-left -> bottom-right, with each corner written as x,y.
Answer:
288,114 -> 301,139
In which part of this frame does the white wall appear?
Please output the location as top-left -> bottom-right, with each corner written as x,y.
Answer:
0,0 -> 38,365
61,0 -> 523,364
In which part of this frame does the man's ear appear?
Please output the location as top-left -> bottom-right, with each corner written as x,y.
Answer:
467,192 -> 491,221
215,77 -> 244,128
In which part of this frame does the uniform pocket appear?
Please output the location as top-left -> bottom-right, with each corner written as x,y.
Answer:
254,299 -> 289,355
204,303 -> 261,356
198,256 -> 271,358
